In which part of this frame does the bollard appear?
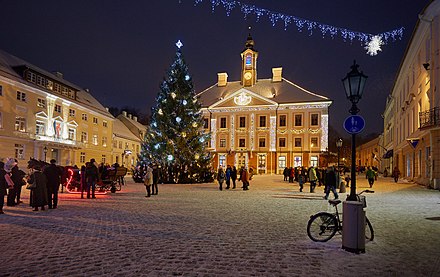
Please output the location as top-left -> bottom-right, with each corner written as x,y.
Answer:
339,181 -> 346,193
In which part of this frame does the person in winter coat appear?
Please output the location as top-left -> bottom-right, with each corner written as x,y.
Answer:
43,159 -> 62,209
392,166 -> 400,183
240,167 -> 250,191
231,166 -> 237,189
4,158 -> 17,206
11,163 -> 26,205
308,166 -> 318,193
217,167 -> 225,191
144,166 -> 153,197
283,167 -> 288,181
85,159 -> 99,198
225,165 -> 232,189
324,166 -> 339,200
27,165 -> 48,211
366,167 -> 376,188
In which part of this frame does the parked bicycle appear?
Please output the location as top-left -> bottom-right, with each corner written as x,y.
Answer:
307,190 -> 374,242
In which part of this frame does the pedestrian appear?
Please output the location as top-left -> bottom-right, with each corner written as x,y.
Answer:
80,165 -> 87,199
85,159 -> 99,198
289,167 -> 294,183
324,166 -> 339,200
27,164 -> 48,211
345,174 -> 351,187
43,159 -> 63,209
309,166 -> 318,193
392,166 -> 400,183
225,165 -> 232,189
0,161 -> 8,214
11,162 -> 26,205
240,167 -> 249,190
298,169 -> 305,192
144,165 -> 153,197
366,167 -> 376,188
283,167 -> 288,181
217,166 -> 225,191
152,164 -> 159,195
231,166 -> 237,189
4,158 -> 17,207
249,167 -> 254,180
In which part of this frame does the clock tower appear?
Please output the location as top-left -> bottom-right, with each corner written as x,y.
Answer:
241,29 -> 258,87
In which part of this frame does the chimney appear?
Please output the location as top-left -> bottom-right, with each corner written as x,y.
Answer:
53,71 -> 64,79
133,116 -> 138,122
217,72 -> 228,87
272,67 -> 282,82
128,114 -> 132,119
122,111 -> 127,117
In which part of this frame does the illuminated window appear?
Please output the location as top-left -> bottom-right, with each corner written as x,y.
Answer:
220,139 -> 226,148
310,156 -> 318,167
311,114 -> 319,126
69,109 -> 75,117
245,53 -> 252,67
80,152 -> 86,163
259,138 -> 266,147
220,117 -> 226,128
15,117 -> 26,132
16,91 -> 26,102
239,116 -> 246,128
54,104 -> 62,113
311,137 -> 318,147
82,113 -> 88,121
37,98 -> 46,108
278,156 -> 286,170
279,115 -> 286,127
294,114 -> 302,127
93,117 -> 98,124
259,116 -> 266,127
15,144 -> 25,160
294,138 -> 302,147
93,134 -> 98,145
219,155 -> 226,168
36,121 -> 45,135
294,156 -> 302,167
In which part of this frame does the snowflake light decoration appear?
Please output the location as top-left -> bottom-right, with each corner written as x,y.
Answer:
365,35 -> 384,56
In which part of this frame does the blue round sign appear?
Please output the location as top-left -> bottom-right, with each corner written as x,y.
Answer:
343,115 -> 366,134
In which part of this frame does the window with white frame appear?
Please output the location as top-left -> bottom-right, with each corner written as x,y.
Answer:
294,114 -> 302,127
37,98 -> 46,108
93,134 -> 98,145
16,91 -> 26,102
259,115 -> 266,127
82,113 -> 88,121
279,138 -> 286,147
219,138 -> 226,148
69,109 -> 75,117
259,138 -> 266,147
102,136 -> 107,147
294,138 -> 302,147
15,116 -> 26,132
36,120 -> 45,135
15,144 -> 25,160
294,156 -> 302,167
80,152 -> 86,163
311,137 -> 319,148
68,128 -> 76,140
278,156 -> 286,170
311,114 -> 319,126
239,116 -> 246,128
279,115 -> 286,127
220,117 -> 226,128
219,154 -> 226,168
310,156 -> 318,167
93,117 -> 98,124
239,138 -> 246,147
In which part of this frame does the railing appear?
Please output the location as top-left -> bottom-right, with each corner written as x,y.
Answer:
419,107 -> 440,129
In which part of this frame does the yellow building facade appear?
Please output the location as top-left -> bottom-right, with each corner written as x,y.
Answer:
198,35 -> 332,174
0,49 -> 114,167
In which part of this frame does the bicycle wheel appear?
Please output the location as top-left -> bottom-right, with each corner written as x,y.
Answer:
307,212 -> 338,242
365,217 -> 374,241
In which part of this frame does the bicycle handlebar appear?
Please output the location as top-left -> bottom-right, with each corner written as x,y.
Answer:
359,189 -> 375,195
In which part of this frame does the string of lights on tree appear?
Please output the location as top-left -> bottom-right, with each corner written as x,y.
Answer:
185,0 -> 404,56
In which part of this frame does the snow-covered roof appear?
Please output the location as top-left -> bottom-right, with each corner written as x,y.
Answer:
113,118 -> 141,142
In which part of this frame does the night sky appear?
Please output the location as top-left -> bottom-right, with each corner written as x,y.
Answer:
0,0 -> 431,136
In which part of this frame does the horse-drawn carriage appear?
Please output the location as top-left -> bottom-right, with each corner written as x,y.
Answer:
28,158 -> 128,194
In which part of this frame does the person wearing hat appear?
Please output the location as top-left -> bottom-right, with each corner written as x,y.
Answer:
27,163 -> 48,211
43,159 -> 63,209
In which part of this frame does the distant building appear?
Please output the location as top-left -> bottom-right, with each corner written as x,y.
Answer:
0,49 -> 114,166
384,1 -> 440,189
356,137 -> 381,171
197,33 -> 332,174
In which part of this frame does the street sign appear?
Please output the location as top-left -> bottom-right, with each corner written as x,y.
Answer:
343,115 -> 365,134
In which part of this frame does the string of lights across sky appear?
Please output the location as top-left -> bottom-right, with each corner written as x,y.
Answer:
182,0 -> 405,56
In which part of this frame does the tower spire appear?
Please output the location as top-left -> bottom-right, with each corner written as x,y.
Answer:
245,26 -> 255,50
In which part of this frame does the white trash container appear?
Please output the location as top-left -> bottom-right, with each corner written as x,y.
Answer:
342,201 -> 366,253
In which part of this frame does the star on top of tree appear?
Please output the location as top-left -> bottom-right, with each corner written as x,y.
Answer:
176,40 -> 183,49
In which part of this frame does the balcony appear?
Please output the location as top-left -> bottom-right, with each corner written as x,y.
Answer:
419,107 -> 440,129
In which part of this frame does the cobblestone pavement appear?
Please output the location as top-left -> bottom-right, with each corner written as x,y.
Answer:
1,175 -> 439,277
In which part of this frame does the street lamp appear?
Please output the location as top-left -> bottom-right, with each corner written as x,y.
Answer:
342,60 -> 368,201
43,146 -> 48,162
336,138 -> 343,187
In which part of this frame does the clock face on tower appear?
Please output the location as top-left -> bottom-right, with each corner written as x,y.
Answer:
244,72 -> 252,80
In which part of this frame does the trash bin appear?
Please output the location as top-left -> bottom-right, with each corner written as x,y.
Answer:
342,201 -> 365,253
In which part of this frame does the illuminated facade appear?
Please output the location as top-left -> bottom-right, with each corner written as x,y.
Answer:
198,34 -> 332,174
0,49 -> 114,166
384,1 -> 440,189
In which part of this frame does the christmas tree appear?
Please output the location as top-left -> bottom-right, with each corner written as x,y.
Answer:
137,40 -> 212,184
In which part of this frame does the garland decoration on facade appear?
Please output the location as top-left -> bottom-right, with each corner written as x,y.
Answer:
187,0 -> 404,56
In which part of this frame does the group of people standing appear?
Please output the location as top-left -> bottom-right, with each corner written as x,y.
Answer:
143,164 -> 159,197
216,165 -> 253,191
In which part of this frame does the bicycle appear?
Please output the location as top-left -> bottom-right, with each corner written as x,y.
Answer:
307,190 -> 374,242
